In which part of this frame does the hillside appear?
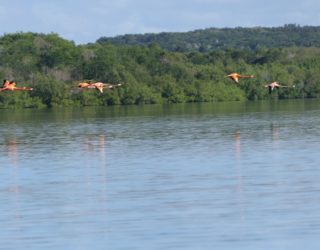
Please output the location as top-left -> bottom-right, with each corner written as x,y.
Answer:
97,24 -> 320,52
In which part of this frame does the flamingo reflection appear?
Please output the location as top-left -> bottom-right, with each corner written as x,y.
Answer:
234,130 -> 241,159
4,137 -> 21,225
83,134 -> 107,189
6,138 -> 19,164
234,130 -> 245,221
271,124 -> 280,141
84,134 -> 106,156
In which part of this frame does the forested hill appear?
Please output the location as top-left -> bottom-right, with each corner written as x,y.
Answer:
97,24 -> 320,52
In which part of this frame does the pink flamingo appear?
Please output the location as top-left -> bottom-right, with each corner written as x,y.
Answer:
0,79 -> 33,92
225,72 -> 255,83
265,81 -> 294,94
78,81 -> 122,93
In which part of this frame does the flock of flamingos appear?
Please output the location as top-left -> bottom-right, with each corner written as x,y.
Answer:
0,79 -> 122,94
0,73 -> 294,95
225,73 -> 294,94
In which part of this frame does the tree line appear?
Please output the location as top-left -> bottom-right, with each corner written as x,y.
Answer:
97,24 -> 320,52
0,31 -> 320,108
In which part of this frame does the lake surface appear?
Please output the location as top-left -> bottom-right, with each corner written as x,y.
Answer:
1,99 -> 320,250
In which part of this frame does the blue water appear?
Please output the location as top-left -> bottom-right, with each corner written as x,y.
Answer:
1,100 -> 320,249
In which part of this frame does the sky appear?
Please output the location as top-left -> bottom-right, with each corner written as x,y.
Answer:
1,0 -> 320,44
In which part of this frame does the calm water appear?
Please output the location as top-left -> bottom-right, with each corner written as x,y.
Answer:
1,100 -> 320,250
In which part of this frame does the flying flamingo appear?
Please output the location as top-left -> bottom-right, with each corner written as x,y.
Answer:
225,72 -> 255,83
0,79 -> 33,92
78,81 -> 122,93
265,81 -> 294,94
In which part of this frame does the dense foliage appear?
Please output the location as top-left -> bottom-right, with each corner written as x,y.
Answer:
0,30 -> 320,108
97,24 -> 320,52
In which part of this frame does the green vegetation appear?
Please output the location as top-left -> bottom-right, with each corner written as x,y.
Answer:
1,29 -> 320,108
97,24 -> 320,52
